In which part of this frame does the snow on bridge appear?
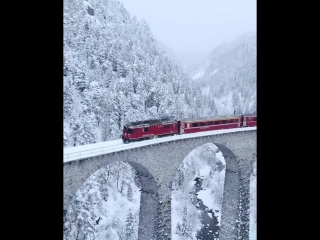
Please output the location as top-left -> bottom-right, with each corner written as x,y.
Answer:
64,127 -> 256,162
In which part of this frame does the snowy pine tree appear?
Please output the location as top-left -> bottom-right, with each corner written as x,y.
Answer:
99,181 -> 108,202
177,169 -> 184,188
176,205 -> 192,239
63,74 -> 74,117
63,127 -> 69,147
125,210 -> 135,240
77,110 -> 98,145
127,183 -> 133,201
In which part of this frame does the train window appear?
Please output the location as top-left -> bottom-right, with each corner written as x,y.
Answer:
208,121 -> 213,125
254,117 -> 257,121
127,128 -> 133,134
215,121 -> 220,125
192,123 -> 198,127
235,119 -> 238,122
222,120 -> 227,124
229,119 -> 233,123
143,127 -> 148,132
200,122 -> 205,126
164,125 -> 170,129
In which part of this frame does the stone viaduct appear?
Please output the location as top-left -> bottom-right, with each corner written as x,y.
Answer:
63,129 -> 256,240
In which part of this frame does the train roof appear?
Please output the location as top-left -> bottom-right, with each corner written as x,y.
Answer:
242,112 -> 256,116
125,117 -> 177,128
180,115 -> 242,123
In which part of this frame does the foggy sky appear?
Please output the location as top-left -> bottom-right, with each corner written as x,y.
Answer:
118,0 -> 256,67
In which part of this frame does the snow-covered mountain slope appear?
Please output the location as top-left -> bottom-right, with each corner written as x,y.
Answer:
64,0 -> 217,147
189,32 -> 256,115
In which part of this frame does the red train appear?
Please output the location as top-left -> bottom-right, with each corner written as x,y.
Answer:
121,113 -> 256,143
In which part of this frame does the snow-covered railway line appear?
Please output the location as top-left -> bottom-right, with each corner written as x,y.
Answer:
64,144 -> 123,160
63,127 -> 256,163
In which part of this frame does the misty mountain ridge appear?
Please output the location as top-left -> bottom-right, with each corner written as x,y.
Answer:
156,41 -> 194,71
189,32 -> 256,114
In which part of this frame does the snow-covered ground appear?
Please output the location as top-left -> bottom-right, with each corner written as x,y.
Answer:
64,161 -> 141,240
192,66 -> 206,80
192,60 -> 210,80
249,160 -> 257,240
209,69 -> 219,76
64,127 -> 256,162
171,143 -> 226,239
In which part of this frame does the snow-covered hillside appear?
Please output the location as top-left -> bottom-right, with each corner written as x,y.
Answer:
189,32 -> 256,115
63,0 -> 218,147
63,161 -> 141,240
157,41 -> 179,63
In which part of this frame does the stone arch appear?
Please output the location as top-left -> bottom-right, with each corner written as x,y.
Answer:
168,142 -> 240,240
63,159 -> 159,240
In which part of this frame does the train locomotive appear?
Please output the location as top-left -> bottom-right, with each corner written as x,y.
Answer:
121,113 -> 256,143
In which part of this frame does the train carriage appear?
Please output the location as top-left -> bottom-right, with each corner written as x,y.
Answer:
122,117 -> 179,143
241,113 -> 257,127
179,115 -> 242,134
